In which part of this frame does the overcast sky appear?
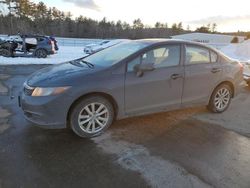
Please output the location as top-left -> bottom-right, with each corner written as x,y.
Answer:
31,0 -> 250,32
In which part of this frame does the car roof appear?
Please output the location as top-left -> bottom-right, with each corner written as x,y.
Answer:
19,34 -> 49,38
134,38 -> 216,51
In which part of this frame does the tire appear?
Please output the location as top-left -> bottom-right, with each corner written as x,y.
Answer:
0,49 -> 11,57
70,96 -> 115,138
207,84 -> 232,113
35,49 -> 47,58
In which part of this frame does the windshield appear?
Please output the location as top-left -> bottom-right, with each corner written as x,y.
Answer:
83,41 -> 149,67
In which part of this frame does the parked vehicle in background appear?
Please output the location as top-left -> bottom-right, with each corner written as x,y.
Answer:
20,39 -> 243,138
83,39 -> 129,54
0,34 -> 58,58
0,39 -> 17,57
241,61 -> 250,86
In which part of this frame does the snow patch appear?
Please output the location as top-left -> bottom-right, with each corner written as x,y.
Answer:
220,40 -> 250,61
93,132 -> 212,188
0,46 -> 86,65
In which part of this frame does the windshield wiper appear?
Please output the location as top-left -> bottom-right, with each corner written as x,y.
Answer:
80,60 -> 95,68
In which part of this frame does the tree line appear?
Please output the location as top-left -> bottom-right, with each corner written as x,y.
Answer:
0,0 -> 221,39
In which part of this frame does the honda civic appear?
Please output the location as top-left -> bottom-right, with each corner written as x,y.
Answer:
20,39 -> 243,137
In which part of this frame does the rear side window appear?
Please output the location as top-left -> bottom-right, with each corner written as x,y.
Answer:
186,46 -> 210,64
210,51 -> 218,63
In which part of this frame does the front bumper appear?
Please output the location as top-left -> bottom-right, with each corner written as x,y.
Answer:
19,92 -> 72,129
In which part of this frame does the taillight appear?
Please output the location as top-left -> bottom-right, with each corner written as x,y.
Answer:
239,62 -> 244,73
48,40 -> 52,45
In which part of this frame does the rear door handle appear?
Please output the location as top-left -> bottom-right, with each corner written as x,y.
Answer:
211,68 -> 222,73
171,74 -> 182,80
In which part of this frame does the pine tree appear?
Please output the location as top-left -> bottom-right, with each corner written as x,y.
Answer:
231,36 -> 239,43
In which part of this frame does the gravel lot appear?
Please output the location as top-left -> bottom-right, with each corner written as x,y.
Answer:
0,64 -> 250,188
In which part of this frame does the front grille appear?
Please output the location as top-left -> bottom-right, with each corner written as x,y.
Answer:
23,83 -> 34,96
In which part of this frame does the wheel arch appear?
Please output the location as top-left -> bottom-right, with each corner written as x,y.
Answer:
66,92 -> 118,127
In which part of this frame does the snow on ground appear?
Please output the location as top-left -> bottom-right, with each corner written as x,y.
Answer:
0,46 -> 86,65
220,40 -> 250,62
1,39 -> 250,65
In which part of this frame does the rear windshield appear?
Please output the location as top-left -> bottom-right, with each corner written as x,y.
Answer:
83,41 -> 149,67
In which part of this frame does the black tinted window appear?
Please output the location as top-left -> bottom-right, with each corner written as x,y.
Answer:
37,37 -> 45,42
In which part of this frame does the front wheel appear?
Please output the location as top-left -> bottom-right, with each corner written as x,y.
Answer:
0,49 -> 12,57
70,96 -> 115,138
207,84 -> 232,113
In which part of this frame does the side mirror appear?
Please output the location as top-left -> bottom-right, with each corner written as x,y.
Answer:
133,63 -> 155,77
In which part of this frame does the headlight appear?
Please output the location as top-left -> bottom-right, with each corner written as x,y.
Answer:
31,87 -> 70,97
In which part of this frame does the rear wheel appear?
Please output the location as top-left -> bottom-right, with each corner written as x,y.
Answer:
35,49 -> 47,58
207,84 -> 232,113
70,96 -> 115,138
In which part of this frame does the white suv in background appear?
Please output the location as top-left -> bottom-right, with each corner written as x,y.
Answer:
84,39 -> 129,54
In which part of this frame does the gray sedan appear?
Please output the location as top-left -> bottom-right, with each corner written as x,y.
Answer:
20,39 -> 243,137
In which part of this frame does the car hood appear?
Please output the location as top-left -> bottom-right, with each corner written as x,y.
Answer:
27,60 -> 104,87
85,43 -> 99,48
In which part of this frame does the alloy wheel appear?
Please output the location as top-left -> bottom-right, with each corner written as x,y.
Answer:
78,102 -> 109,134
214,88 -> 231,111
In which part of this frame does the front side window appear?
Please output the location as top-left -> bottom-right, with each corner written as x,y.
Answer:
127,45 -> 180,72
186,46 -> 210,64
127,57 -> 141,72
142,45 -> 180,68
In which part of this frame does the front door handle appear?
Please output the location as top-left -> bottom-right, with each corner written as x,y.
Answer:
171,74 -> 182,80
211,68 -> 222,73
